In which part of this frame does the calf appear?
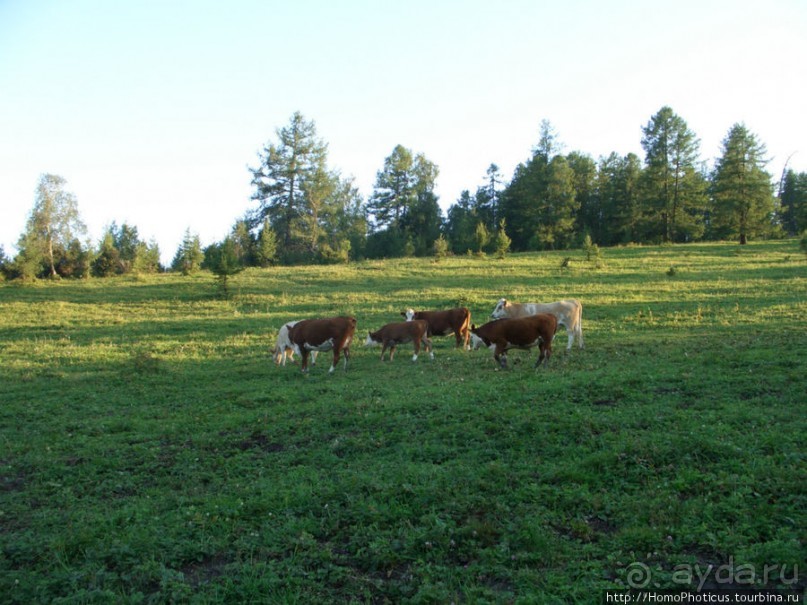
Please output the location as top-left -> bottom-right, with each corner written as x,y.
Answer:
286,316 -> 356,373
272,321 -> 317,366
365,319 -> 433,362
470,314 -> 558,369
491,298 -> 583,350
402,307 -> 471,349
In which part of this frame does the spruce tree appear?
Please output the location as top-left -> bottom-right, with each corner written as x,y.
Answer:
639,107 -> 707,242
710,124 -> 775,244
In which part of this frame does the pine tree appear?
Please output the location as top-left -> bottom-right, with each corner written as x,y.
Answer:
368,145 -> 418,230
709,124 -> 775,244
779,169 -> 807,235
368,145 -> 441,256
474,222 -> 490,254
640,107 -> 707,242
92,232 -> 122,277
493,219 -> 512,259
596,153 -> 643,245
205,236 -> 243,297
249,112 -> 328,260
255,219 -> 278,267
171,229 -> 203,275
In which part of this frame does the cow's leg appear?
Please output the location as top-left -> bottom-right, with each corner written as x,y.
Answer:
535,337 -> 551,367
412,337 -> 421,362
329,348 -> 339,373
380,343 -> 388,361
342,347 -> 350,371
566,329 -> 574,351
577,324 -> 584,349
389,344 -> 396,361
301,350 -> 310,373
425,336 -> 434,360
495,344 -> 508,369
535,344 -> 546,368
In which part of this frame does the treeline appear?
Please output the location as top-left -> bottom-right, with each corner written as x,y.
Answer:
3,107 -> 807,281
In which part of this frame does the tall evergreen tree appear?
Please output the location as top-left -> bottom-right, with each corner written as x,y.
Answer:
367,145 -> 418,230
230,220 -> 255,267
567,152 -> 598,241
477,163 -> 502,229
249,112 -> 328,259
709,124 -> 775,244
113,222 -> 141,272
300,157 -> 339,257
171,229 -> 204,275
536,155 -> 579,249
499,160 -> 545,251
499,120 -> 580,250
317,176 -> 367,262
533,120 -> 563,161
640,107 -> 707,242
779,169 -> 807,235
596,153 -> 643,245
368,145 -> 440,256
445,190 -> 478,254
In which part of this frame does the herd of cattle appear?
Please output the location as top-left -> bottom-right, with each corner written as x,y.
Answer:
272,298 -> 584,373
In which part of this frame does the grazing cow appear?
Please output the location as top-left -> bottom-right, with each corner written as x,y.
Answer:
470,314 -> 558,369
272,321 -> 317,367
402,307 -> 471,350
365,320 -> 433,362
490,298 -> 584,350
286,316 -> 356,373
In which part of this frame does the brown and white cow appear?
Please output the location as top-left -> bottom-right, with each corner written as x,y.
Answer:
286,316 -> 356,373
365,319 -> 433,362
272,321 -> 317,367
470,314 -> 558,369
490,298 -> 584,350
402,307 -> 471,350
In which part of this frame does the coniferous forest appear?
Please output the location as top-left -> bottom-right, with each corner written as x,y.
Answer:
3,106 -> 807,280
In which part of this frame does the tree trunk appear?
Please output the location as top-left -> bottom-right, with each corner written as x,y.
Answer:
47,233 -> 57,277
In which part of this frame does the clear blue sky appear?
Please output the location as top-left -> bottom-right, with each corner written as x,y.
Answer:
2,0 -> 805,263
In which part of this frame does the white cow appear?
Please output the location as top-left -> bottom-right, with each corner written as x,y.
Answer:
272,321 -> 317,366
490,298 -> 584,350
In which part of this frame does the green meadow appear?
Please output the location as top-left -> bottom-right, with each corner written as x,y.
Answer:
1,241 -> 805,603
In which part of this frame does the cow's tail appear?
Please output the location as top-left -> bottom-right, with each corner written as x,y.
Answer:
461,308 -> 472,348
575,301 -> 584,348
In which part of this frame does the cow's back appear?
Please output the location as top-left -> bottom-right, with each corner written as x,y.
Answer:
290,316 -> 356,346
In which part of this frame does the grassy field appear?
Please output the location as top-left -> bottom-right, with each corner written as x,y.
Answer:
1,240 -> 805,604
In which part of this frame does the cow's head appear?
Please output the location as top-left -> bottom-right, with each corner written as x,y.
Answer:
401,308 -> 416,321
469,324 -> 488,350
364,331 -> 380,346
490,298 -> 508,319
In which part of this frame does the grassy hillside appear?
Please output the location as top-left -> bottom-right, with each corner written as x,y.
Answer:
1,240 -> 805,603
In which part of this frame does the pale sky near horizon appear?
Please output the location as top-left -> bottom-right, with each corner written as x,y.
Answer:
2,0 -> 806,264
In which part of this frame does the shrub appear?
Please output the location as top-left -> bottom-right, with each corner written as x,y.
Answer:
433,235 -> 449,261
